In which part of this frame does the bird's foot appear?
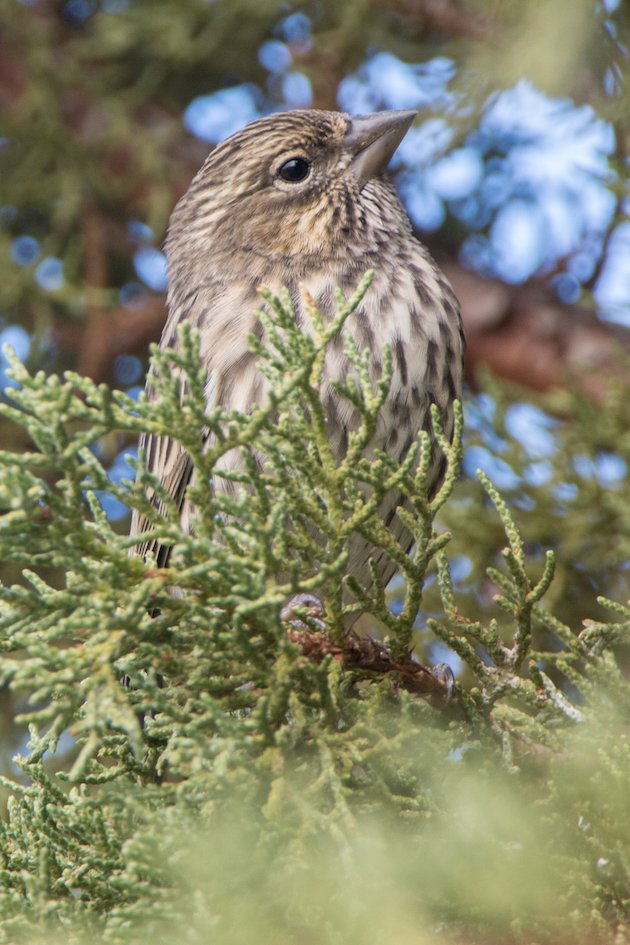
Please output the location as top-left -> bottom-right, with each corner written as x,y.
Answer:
280,593 -> 327,631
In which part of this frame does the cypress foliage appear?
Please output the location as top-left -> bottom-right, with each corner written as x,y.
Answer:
0,279 -> 628,944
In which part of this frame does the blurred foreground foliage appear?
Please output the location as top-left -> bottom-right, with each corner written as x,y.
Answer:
0,283 -> 629,944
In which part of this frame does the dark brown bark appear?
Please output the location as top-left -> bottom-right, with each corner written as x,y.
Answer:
443,262 -> 630,398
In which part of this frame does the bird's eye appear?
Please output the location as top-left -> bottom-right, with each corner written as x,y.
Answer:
277,157 -> 311,183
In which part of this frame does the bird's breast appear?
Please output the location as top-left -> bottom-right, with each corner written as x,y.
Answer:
190,242 -> 463,463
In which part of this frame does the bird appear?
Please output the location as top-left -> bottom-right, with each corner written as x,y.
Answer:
130,108 -> 464,599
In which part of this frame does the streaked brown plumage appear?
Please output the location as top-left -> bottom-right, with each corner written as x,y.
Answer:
131,108 -> 464,593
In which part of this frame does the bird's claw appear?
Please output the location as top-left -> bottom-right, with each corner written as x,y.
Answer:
280,593 -> 327,631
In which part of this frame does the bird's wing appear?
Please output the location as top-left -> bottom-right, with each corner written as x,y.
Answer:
130,362 -> 196,567
129,282 -> 217,565
129,278 -> 265,565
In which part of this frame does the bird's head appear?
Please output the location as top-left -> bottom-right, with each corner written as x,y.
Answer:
166,108 -> 416,276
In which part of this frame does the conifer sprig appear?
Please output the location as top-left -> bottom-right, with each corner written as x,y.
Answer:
0,279 -> 628,942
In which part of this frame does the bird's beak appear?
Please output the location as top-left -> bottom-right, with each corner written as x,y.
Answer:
345,109 -> 417,189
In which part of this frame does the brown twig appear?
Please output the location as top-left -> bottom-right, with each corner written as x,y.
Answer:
287,624 -> 454,704
393,0 -> 491,38
281,594 -> 454,705
78,205 -> 111,380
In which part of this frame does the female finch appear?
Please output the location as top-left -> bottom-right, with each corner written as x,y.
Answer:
131,109 -> 465,593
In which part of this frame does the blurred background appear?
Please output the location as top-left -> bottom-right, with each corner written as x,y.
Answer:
0,0 -> 629,764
